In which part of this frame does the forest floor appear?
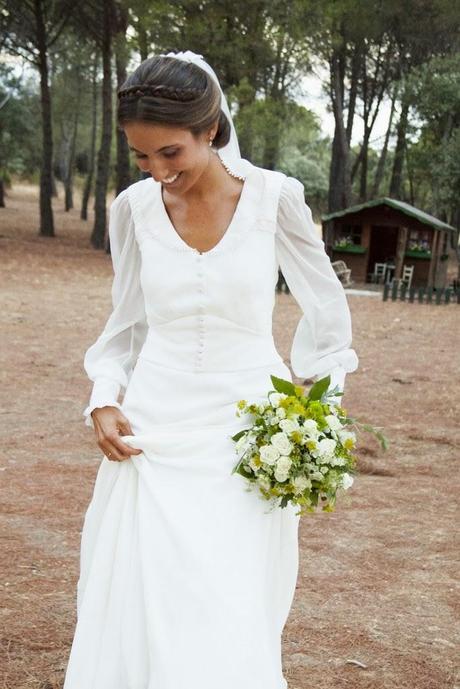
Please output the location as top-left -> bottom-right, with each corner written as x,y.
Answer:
1,183 -> 459,689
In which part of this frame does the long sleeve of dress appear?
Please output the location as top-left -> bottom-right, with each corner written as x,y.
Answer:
275,175 -> 359,402
82,189 -> 148,428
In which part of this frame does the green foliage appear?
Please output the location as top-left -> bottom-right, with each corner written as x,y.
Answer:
404,54 -> 460,222
0,64 -> 41,179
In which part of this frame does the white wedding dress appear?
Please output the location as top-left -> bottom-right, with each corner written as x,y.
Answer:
63,155 -> 358,689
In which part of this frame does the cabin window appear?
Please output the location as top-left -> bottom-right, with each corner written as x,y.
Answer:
336,224 -> 362,246
408,228 -> 431,251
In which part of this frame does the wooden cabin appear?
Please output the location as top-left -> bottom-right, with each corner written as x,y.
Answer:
322,198 -> 457,288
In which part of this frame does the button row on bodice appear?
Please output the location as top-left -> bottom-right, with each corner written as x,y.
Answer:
196,253 -> 206,369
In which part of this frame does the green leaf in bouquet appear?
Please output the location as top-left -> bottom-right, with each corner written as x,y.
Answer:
231,429 -> 248,442
231,459 -> 253,478
307,375 -> 331,401
270,375 -> 296,396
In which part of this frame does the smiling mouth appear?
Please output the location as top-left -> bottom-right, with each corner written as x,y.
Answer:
161,172 -> 182,184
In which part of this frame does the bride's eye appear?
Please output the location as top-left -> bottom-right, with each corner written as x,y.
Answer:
163,151 -> 177,158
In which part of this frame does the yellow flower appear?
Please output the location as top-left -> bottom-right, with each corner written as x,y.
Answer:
237,399 -> 247,410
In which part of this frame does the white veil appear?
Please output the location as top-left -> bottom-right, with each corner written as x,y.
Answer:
159,50 -> 250,176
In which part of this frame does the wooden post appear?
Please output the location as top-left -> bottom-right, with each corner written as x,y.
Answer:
394,225 -> 408,281
427,230 -> 439,288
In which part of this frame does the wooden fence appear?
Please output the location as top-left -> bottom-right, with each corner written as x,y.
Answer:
276,270 -> 460,305
382,282 -> 460,304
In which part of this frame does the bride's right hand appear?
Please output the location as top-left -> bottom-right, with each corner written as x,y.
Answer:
90,406 -> 143,461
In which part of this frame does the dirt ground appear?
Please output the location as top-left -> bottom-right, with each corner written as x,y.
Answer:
1,183 -> 459,689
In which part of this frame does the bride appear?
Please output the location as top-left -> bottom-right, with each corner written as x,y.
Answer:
63,50 -> 358,689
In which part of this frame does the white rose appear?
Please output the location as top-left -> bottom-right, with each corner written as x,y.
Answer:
270,416 -> 279,426
274,468 -> 289,482
301,419 -> 320,439
317,437 -> 337,460
341,472 -> 354,490
276,455 -> 292,474
292,475 -> 311,494
269,392 -> 287,408
325,414 -> 343,431
271,432 -> 292,455
275,407 -> 286,419
257,403 -> 266,414
279,418 -> 299,435
260,445 -> 280,465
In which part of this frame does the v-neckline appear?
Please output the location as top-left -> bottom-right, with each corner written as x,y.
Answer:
156,166 -> 253,256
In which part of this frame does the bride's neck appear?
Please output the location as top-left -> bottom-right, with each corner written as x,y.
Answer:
183,150 -> 242,204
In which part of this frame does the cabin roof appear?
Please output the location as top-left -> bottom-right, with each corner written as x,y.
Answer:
322,197 -> 457,233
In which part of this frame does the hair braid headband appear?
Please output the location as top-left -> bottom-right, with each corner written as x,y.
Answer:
117,83 -> 203,102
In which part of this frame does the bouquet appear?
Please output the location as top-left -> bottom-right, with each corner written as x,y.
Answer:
231,374 -> 388,516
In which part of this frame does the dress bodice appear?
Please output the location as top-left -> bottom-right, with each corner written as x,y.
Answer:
82,158 -> 359,427
127,164 -> 285,373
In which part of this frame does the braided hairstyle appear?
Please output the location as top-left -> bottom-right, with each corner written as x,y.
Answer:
117,55 -> 231,149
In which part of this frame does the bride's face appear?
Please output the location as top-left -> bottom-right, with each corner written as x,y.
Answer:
123,121 -> 216,192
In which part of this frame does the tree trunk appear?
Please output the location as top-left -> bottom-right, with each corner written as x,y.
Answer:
114,4 -> 131,195
262,101 -> 282,170
328,50 -> 351,212
137,24 -> 149,62
389,100 -> 409,199
59,125 -> 73,209
64,86 -> 81,211
81,52 -> 98,221
36,0 -> 55,236
372,84 -> 397,198
346,43 -> 361,146
91,1 -> 113,250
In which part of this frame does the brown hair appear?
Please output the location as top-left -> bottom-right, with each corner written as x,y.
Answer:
117,55 -> 231,149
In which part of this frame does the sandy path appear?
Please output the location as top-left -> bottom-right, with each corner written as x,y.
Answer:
1,184 -> 458,689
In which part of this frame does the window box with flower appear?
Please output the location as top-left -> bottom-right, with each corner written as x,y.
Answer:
405,236 -> 431,258
404,249 -> 432,259
333,241 -> 367,254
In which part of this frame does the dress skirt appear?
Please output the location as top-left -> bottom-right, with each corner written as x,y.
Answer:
64,352 -> 300,689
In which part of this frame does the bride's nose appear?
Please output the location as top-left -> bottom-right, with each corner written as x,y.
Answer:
136,157 -> 170,182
